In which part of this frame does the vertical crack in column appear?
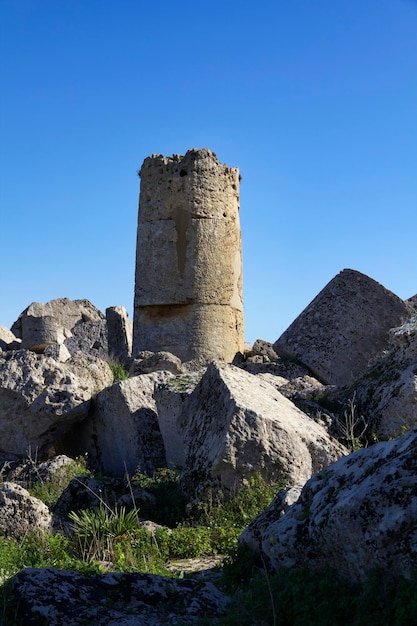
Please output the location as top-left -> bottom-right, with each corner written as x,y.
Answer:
172,207 -> 191,277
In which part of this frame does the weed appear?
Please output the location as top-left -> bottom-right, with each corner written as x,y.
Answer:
333,392 -> 368,451
108,362 -> 129,382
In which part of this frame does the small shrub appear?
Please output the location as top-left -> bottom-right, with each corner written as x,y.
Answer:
108,362 -> 129,382
69,506 -> 139,563
132,468 -> 188,527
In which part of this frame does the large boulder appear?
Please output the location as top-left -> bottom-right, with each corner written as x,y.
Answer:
178,363 -> 347,498
0,350 -> 91,457
11,298 -> 105,353
0,483 -> 51,539
58,373 -> 172,475
250,427 -> 417,583
273,269 -> 413,386
9,567 -> 230,625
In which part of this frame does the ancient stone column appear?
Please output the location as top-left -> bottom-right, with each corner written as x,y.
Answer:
133,148 -> 244,364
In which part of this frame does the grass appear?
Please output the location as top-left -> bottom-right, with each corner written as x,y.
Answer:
27,456 -> 90,508
217,554 -> 417,626
108,361 -> 130,382
2,464 -> 417,624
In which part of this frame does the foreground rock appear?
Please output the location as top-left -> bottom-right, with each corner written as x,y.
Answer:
0,350 -> 92,456
0,483 -> 51,540
10,567 -> 229,625
244,427 -> 417,583
273,269 -> 413,386
179,363 -> 347,497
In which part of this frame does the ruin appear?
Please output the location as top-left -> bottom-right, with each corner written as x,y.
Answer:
133,148 -> 244,364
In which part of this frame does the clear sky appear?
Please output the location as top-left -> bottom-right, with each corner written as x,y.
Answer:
1,0 -> 416,343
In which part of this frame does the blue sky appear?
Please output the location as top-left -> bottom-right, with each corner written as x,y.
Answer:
1,0 -> 416,343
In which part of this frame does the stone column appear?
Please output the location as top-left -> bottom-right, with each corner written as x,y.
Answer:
133,148 -> 244,364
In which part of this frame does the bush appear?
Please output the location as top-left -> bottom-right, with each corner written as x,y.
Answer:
108,361 -> 129,381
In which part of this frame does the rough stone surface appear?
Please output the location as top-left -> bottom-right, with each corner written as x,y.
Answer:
273,269 -> 414,386
0,350 -> 91,457
246,339 -> 279,362
43,343 -> 71,362
154,371 -> 204,468
57,373 -> 172,475
0,454 -> 77,486
133,148 -> 244,365
179,363 -> 347,497
63,318 -> 108,360
11,298 -> 104,353
0,483 -> 51,539
254,427 -> 417,583
407,294 -> 417,310
130,350 -> 184,376
239,360 -> 326,399
65,351 -> 114,396
106,305 -> 133,368
0,326 -> 21,351
336,315 -> 417,440
10,567 -> 230,625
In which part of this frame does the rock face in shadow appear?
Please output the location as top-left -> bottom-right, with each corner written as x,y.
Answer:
105,305 -> 133,367
336,315 -> 417,440
273,269 -> 413,386
10,567 -> 230,625
58,373 -> 171,475
0,350 -> 93,457
241,427 -> 417,583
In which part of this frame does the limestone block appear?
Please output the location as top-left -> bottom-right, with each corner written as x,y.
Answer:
129,351 -> 183,376
10,567 -> 230,625
239,484 -> 303,556
273,268 -> 414,386
0,350 -> 91,457
246,338 -> 279,362
179,363 -> 347,498
106,305 -> 133,367
63,373 -> 172,475
65,352 -> 114,396
341,315 -> 417,439
11,298 -> 105,353
0,483 -> 51,540
258,428 -> 417,583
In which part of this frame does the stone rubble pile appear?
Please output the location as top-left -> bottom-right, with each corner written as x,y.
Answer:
0,266 -> 416,621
